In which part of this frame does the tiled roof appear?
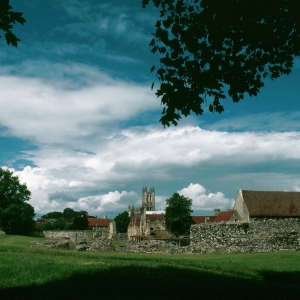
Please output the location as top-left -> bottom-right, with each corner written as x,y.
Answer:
146,214 -> 165,221
192,216 -> 216,224
37,218 -> 46,222
242,190 -> 300,216
88,218 -> 111,227
215,210 -> 235,222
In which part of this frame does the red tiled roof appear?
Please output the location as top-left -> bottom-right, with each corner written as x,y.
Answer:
192,216 -> 216,224
146,214 -> 165,221
242,190 -> 300,216
88,218 -> 111,227
215,210 -> 235,222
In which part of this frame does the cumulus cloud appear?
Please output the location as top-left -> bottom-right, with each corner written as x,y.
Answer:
178,183 -> 234,211
65,191 -> 139,216
4,161 -> 300,217
3,121 -> 300,216
0,73 -> 158,145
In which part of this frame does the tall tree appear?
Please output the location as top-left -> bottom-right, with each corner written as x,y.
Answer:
0,167 -> 35,235
143,0 -> 300,126
0,0 -> 26,47
71,215 -> 88,230
165,192 -> 194,235
63,208 -> 88,220
114,211 -> 130,233
41,211 -> 63,219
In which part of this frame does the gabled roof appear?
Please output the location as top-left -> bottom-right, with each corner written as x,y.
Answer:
146,214 -> 165,221
88,218 -> 111,227
242,190 -> 300,217
192,216 -> 216,224
215,210 -> 235,222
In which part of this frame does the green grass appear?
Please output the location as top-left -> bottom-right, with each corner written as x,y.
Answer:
0,235 -> 299,299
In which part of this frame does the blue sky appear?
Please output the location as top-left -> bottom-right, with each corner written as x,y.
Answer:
1,0 -> 300,218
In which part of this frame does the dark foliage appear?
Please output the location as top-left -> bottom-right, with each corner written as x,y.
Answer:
62,208 -> 88,220
114,211 -> 130,233
143,0 -> 300,125
0,167 -> 35,235
41,211 -> 63,219
71,215 -> 88,230
165,192 -> 194,234
0,0 -> 26,47
38,219 -> 69,231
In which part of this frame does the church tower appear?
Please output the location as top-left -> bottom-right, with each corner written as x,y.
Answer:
142,186 -> 155,211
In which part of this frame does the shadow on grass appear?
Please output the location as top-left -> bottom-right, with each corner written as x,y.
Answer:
1,266 -> 298,300
260,270 -> 300,286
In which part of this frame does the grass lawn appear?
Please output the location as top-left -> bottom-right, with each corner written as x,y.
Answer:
0,235 -> 299,299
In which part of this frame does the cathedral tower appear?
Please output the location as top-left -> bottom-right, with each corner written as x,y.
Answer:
142,186 -> 155,211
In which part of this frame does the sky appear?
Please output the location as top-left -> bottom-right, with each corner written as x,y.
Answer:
1,0 -> 300,218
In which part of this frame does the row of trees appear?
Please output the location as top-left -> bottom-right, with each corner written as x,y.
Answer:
38,208 -> 89,231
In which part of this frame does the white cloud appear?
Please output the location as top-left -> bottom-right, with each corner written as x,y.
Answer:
3,122 -> 300,215
178,183 -> 234,211
1,70 -> 300,216
0,73 -> 157,145
67,190 -> 139,216
5,161 -> 300,216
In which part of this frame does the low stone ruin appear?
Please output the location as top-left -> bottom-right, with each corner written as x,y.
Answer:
30,237 -> 189,254
30,237 -> 117,252
30,219 -> 300,254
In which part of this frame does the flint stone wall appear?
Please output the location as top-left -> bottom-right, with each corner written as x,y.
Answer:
190,218 -> 300,254
43,230 -> 108,241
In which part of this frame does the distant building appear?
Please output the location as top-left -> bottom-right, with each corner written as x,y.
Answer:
128,187 -> 167,239
128,187 -> 300,239
233,188 -> 300,222
142,186 -> 155,211
87,217 -> 116,239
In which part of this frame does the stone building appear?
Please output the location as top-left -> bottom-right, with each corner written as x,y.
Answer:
233,188 -> 300,222
87,217 -> 116,239
128,187 -> 167,239
142,186 -> 155,211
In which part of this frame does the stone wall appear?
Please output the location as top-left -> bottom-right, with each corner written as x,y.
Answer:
43,230 -> 109,241
189,219 -> 300,254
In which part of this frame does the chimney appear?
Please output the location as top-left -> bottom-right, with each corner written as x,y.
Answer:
104,215 -> 107,219
214,208 -> 220,216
